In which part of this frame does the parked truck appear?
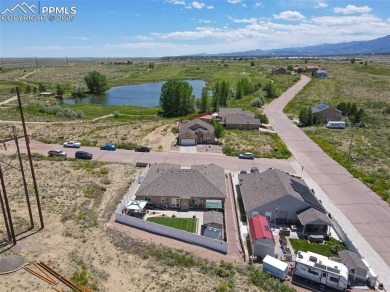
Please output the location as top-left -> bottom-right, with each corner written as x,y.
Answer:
262,255 -> 289,280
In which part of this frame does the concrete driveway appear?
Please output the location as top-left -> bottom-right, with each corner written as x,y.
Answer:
264,75 -> 390,289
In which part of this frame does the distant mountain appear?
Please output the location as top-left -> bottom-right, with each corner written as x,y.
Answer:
200,35 -> 390,57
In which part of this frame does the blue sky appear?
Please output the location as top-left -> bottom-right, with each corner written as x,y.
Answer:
0,0 -> 389,57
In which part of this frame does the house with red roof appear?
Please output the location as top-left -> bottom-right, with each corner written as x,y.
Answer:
249,215 -> 275,259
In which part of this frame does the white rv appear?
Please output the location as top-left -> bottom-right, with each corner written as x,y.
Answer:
326,121 -> 346,129
294,251 -> 349,291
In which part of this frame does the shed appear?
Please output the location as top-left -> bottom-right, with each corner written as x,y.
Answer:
249,215 -> 275,259
338,250 -> 368,282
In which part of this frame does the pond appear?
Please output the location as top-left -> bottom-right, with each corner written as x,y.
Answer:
61,80 -> 207,107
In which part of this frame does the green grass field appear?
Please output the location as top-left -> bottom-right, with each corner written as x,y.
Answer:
147,217 -> 197,233
289,237 -> 345,257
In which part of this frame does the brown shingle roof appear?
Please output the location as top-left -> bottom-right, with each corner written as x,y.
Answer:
178,118 -> 214,137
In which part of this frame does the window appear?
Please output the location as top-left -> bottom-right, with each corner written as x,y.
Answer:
145,197 -> 151,202
308,269 -> 319,276
329,276 -> 339,283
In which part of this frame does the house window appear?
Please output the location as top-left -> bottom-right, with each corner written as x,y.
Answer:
161,198 -> 165,202
145,197 -> 151,202
265,211 -> 272,221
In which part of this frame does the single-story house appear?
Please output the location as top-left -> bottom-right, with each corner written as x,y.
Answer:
218,108 -> 261,130
178,118 -> 215,146
272,67 -> 287,74
305,65 -> 321,72
314,69 -> 328,78
312,103 -> 343,123
338,250 -> 369,282
135,163 -> 226,210
202,211 -> 224,240
238,168 -> 332,233
249,215 -> 275,259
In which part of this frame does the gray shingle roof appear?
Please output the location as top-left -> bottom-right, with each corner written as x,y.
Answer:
178,118 -> 214,137
338,250 -> 367,271
203,211 -> 224,226
238,168 -> 324,212
225,114 -> 260,126
296,207 -> 332,226
218,108 -> 243,119
136,163 -> 226,199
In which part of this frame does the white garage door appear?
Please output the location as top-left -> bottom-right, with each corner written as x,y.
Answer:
180,139 -> 196,146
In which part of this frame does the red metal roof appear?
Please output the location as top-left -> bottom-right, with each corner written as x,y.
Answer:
249,215 -> 275,244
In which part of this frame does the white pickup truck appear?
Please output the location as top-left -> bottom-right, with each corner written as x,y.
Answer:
63,141 -> 81,148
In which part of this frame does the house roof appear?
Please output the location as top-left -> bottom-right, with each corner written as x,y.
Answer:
249,215 -> 275,244
296,207 -> 332,226
218,108 -> 243,117
316,69 -> 327,74
203,211 -> 224,226
136,163 -> 226,199
178,118 -> 214,137
338,250 -> 368,271
238,168 -> 325,213
225,114 -> 260,126
312,103 -> 342,114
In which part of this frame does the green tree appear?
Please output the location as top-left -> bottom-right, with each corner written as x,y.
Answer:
56,84 -> 65,97
24,85 -> 31,94
351,57 -> 356,64
84,70 -> 108,94
159,80 -> 195,117
264,82 -> 277,98
200,87 -> 209,112
38,84 -> 46,92
287,64 -> 293,71
252,96 -> 265,108
148,63 -> 155,69
210,118 -> 224,139
213,81 -> 230,108
250,61 -> 255,67
71,85 -> 86,98
32,87 -> 37,94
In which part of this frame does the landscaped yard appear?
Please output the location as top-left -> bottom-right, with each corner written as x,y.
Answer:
290,237 -> 346,258
147,217 -> 197,233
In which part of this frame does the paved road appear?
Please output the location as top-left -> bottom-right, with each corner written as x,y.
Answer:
264,75 -> 390,289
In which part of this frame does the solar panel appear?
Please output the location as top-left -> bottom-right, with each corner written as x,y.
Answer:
316,103 -> 329,111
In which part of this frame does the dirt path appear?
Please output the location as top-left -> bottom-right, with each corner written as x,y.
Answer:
16,70 -> 37,80
0,96 -> 17,105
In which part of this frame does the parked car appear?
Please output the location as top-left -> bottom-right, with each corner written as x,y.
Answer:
100,143 -> 116,151
135,146 -> 150,152
250,166 -> 259,173
63,141 -> 81,148
75,151 -> 93,160
238,152 -> 254,160
48,149 -> 67,157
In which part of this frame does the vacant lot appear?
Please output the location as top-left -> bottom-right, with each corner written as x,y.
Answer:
147,217 -> 197,233
284,60 -> 390,201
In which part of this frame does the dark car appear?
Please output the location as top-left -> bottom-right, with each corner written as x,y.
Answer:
238,152 -> 254,160
135,146 -> 150,152
75,151 -> 93,160
250,167 -> 259,173
100,143 -> 116,151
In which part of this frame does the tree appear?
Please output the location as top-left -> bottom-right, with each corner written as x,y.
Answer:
24,85 -> 31,94
264,82 -> 277,98
84,71 -> 108,94
210,118 -> 224,139
351,58 -> 356,64
200,87 -> 209,112
33,87 -> 37,94
287,64 -> 293,71
251,97 -> 265,108
250,61 -> 255,67
148,63 -> 155,69
56,84 -> 65,97
38,84 -> 46,92
213,81 -> 230,108
159,80 -> 195,117
71,85 -> 86,98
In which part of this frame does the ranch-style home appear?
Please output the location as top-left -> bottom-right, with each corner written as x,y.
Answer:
134,163 -> 226,210
238,168 -> 332,233
178,118 -> 215,146
312,103 -> 342,123
218,108 -> 261,130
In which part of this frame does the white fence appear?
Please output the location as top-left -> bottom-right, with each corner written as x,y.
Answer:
115,212 -> 228,254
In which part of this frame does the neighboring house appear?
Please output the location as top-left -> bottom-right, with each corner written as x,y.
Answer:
305,65 -> 321,72
293,65 -> 302,72
202,211 -> 224,240
39,92 -> 54,97
314,69 -> 328,78
178,118 -> 215,146
312,103 -> 343,123
249,215 -> 275,259
218,108 -> 261,130
238,168 -> 332,232
338,250 -> 369,282
272,67 -> 287,74
135,163 -> 226,210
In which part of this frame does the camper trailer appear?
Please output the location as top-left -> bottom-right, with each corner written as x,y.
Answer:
326,121 -> 346,129
294,251 -> 349,291
262,255 -> 289,280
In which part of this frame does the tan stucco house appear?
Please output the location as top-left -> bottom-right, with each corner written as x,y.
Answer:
178,118 -> 215,146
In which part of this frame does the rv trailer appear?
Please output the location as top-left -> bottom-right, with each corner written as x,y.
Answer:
294,251 -> 348,291
262,255 -> 289,280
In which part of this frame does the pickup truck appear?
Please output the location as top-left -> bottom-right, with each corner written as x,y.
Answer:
63,141 -> 81,148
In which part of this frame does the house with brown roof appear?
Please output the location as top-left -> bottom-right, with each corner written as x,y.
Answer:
178,118 -> 215,146
238,168 -> 332,233
218,108 -> 261,130
135,163 -> 226,210
312,103 -> 342,123
305,65 -> 321,72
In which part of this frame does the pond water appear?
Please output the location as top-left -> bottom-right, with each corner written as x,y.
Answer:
61,80 -> 207,107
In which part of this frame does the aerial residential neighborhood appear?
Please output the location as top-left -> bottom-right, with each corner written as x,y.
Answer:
1,1 -> 390,292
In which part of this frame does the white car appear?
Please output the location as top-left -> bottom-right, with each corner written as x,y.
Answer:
63,141 -> 81,148
48,149 -> 67,157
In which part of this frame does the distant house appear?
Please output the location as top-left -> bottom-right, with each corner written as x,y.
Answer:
39,92 -> 54,97
272,67 -> 287,74
202,211 -> 224,240
249,215 -> 275,259
312,103 -> 342,123
338,250 -> 369,282
218,108 -> 261,130
135,163 -> 226,210
314,69 -> 328,78
305,65 -> 321,72
178,118 -> 215,146
238,168 -> 332,234
293,65 -> 302,72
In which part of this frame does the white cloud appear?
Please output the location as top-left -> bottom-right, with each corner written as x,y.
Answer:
314,1 -> 328,9
228,16 -> 258,24
273,11 -> 305,21
227,0 -> 241,3
166,0 -> 185,5
334,5 -> 372,15
199,19 -> 211,24
136,35 -> 154,41
66,36 -> 90,41
241,4 -> 247,8
19,45 -> 90,51
191,1 -> 205,9
254,2 -> 262,8
207,5 -> 214,9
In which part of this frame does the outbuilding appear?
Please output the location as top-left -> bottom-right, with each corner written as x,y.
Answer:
249,215 -> 275,259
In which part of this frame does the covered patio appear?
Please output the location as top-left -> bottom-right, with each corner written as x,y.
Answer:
124,200 -> 148,218
297,207 -> 332,238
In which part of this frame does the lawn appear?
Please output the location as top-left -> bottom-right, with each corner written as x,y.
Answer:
147,216 -> 197,233
289,237 -> 345,257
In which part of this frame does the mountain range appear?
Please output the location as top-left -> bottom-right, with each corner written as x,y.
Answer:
196,35 -> 390,57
